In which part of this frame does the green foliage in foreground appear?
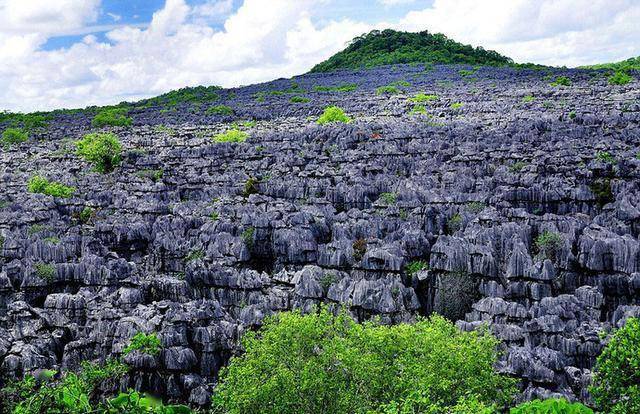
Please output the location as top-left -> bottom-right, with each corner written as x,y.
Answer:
0,360 -> 127,414
27,175 -> 75,198
210,307 -> 516,414
411,93 -> 438,103
317,106 -> 351,125
591,318 -> 640,414
91,107 -> 132,128
76,132 -> 123,173
213,129 -> 248,143
2,127 -> 29,146
510,398 -> 593,413
310,29 -> 514,72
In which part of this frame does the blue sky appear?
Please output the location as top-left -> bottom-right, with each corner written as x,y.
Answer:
1,0 -> 638,112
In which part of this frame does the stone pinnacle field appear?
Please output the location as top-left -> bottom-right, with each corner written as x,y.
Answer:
1,58 -> 639,410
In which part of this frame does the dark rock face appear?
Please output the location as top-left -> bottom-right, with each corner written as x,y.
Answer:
1,64 -> 639,405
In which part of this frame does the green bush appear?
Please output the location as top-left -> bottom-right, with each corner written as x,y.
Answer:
535,230 -> 564,260
377,192 -> 397,205
522,95 -> 534,103
211,307 -> 515,414
406,260 -> 429,276
107,390 -> 191,413
591,318 -> 640,414
76,132 -> 122,173
317,106 -> 351,125
91,107 -> 132,128
242,227 -> 255,248
289,96 -> 310,103
447,213 -> 463,234
595,151 -> 615,164
27,175 -> 75,198
35,262 -> 56,282
2,127 -> 28,145
609,71 -> 633,85
551,76 -> 571,87
376,85 -> 401,95
411,93 -> 438,103
450,102 -> 463,110
313,83 -> 358,92
123,332 -> 162,356
206,104 -> 234,116
511,398 -> 593,413
213,129 -> 248,143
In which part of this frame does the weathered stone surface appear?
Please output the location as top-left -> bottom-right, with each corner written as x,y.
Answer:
1,63 -> 640,405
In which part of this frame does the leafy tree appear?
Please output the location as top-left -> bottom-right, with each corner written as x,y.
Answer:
591,318 -> 640,414
76,132 -> 122,173
211,307 -> 515,414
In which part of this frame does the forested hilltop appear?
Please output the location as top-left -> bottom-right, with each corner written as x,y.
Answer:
310,29 -> 516,72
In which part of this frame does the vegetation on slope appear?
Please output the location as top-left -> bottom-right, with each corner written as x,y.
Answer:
310,29 -> 514,72
580,56 -> 640,71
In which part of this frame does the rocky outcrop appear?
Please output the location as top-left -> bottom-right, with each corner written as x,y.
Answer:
1,63 -> 639,405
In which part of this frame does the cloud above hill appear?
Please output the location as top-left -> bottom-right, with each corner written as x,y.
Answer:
0,0 -> 638,112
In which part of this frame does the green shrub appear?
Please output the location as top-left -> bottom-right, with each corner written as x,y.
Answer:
466,201 -> 487,213
411,93 -> 438,103
535,230 -> 564,260
123,332 -> 162,356
136,168 -> 164,182
27,175 -> 75,198
213,129 -> 248,143
521,95 -> 534,103
609,71 -> 633,85
1,360 -> 127,414
509,161 -> 527,172
551,76 -> 571,87
511,398 -> 593,413
79,207 -> 96,224
186,249 -> 205,262
447,213 -> 463,234
410,104 -> 428,115
242,227 -> 255,248
450,102 -> 463,110
206,104 -> 234,116
595,151 -> 615,164
2,127 -> 28,145
107,390 -> 191,413
35,262 -> 56,282
591,318 -> 640,414
76,132 -> 122,173
317,106 -> 351,125
243,177 -> 259,196
376,85 -> 401,95
378,192 -> 397,205
211,307 -> 515,414
289,96 -> 310,103
313,83 -> 358,92
406,260 -> 429,276
91,107 -> 132,128
568,111 -> 577,120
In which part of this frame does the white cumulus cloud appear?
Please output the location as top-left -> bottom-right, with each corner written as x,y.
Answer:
0,0 -> 639,112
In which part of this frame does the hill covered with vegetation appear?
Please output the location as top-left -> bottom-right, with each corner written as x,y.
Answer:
310,29 -> 515,72
580,56 -> 640,71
